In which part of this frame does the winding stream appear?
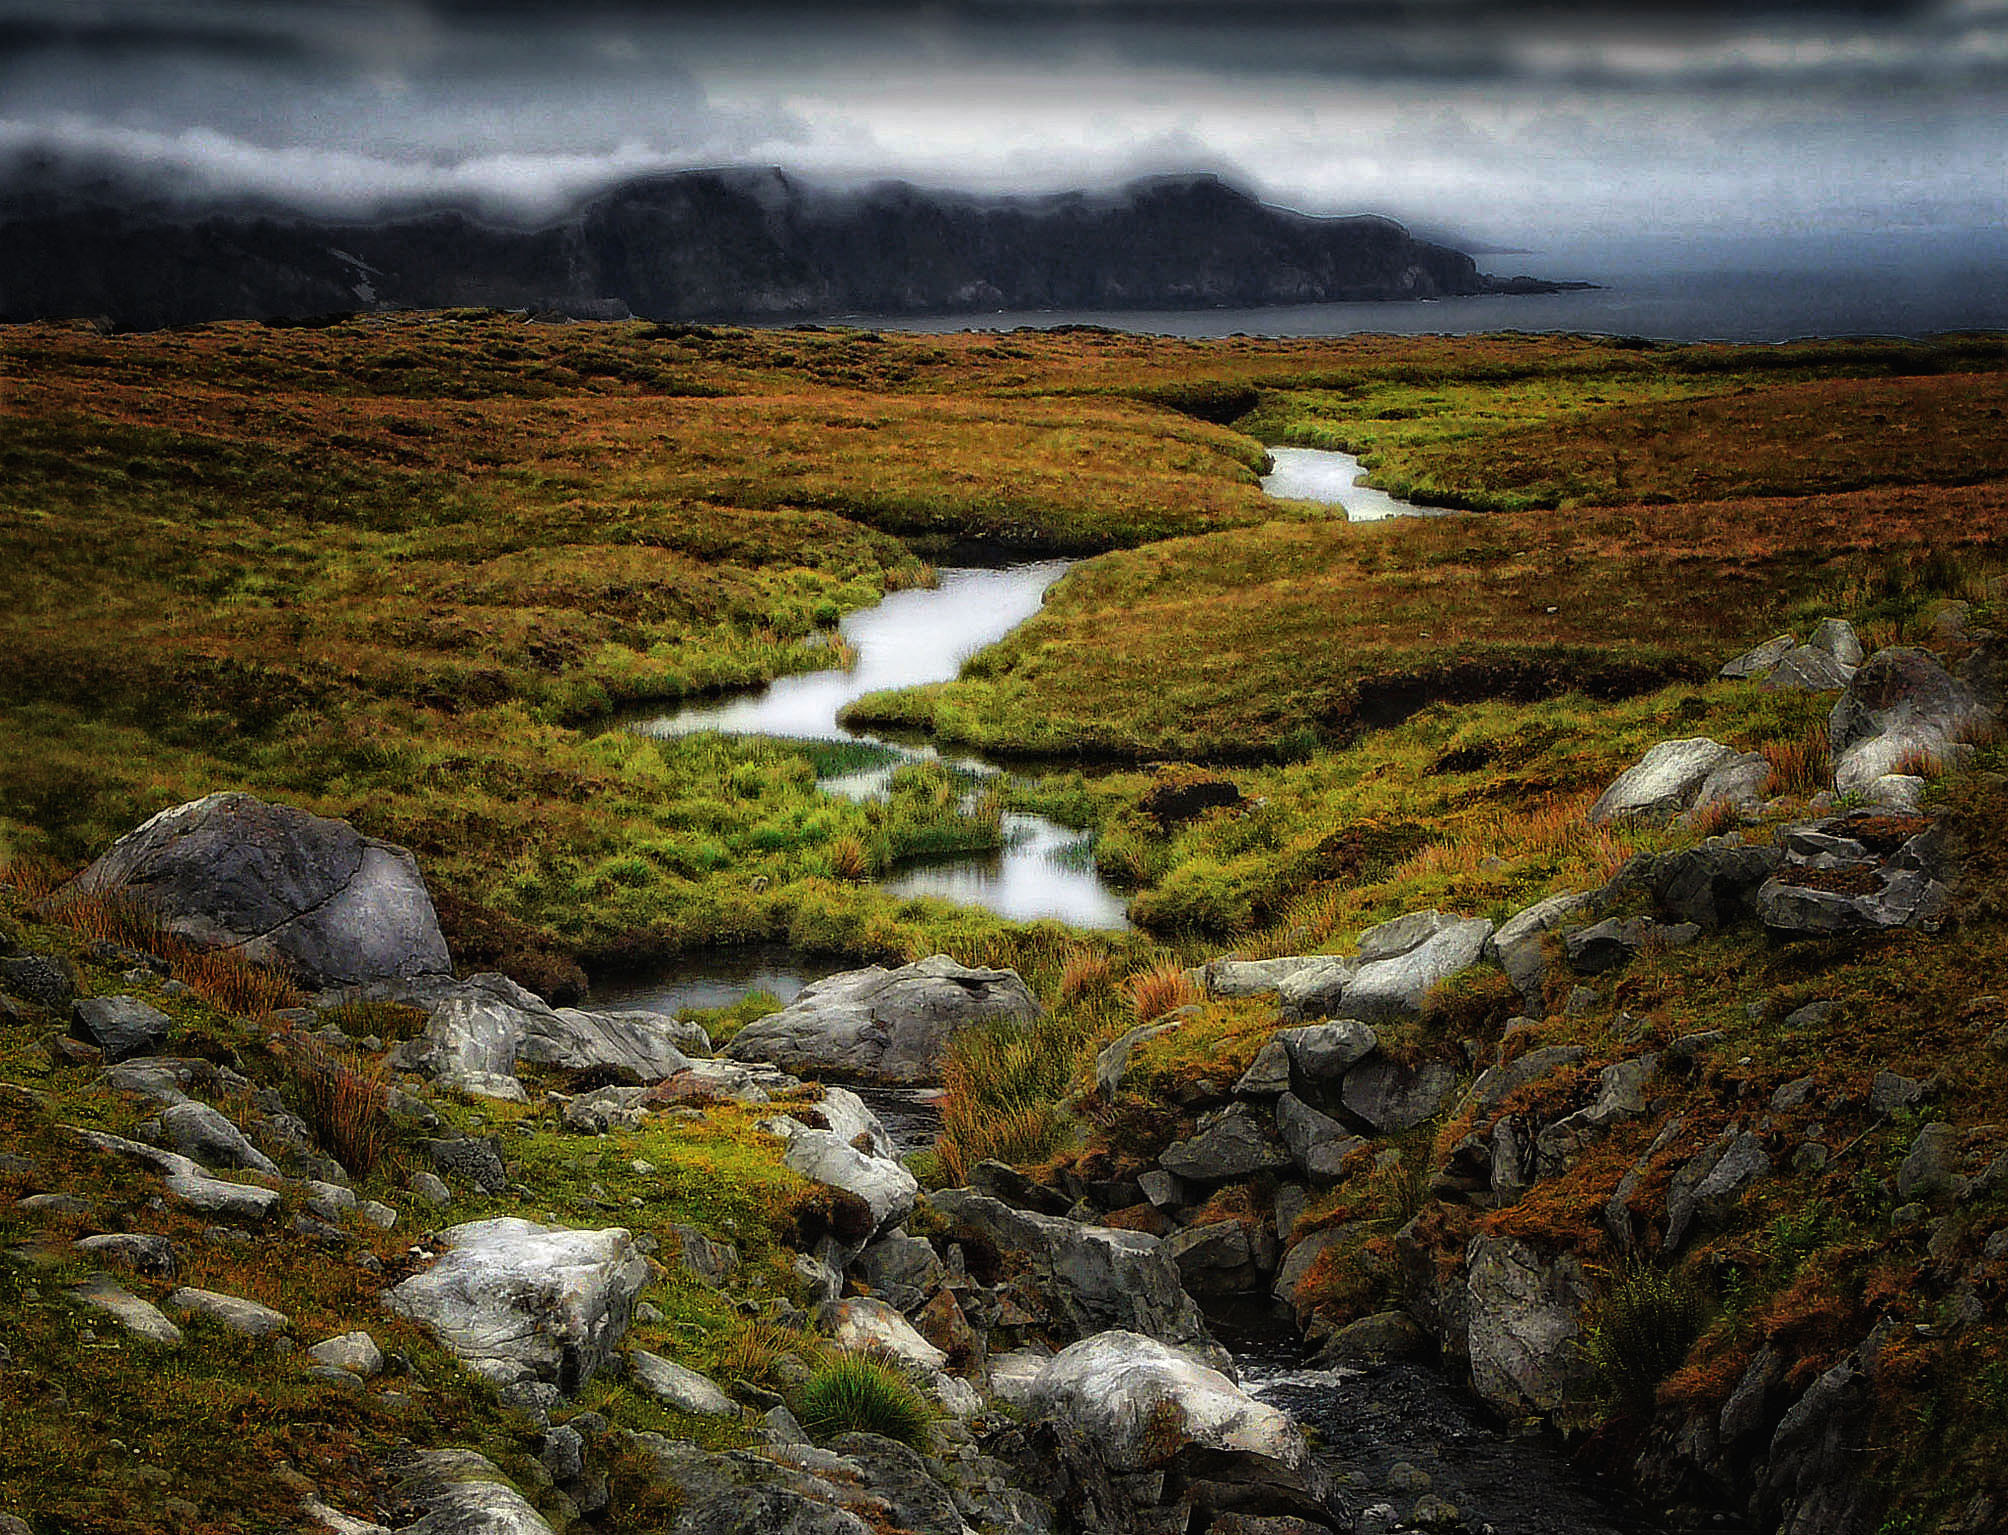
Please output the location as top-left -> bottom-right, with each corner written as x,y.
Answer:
1261,445 -> 1450,521
608,447 -> 1436,999
606,460 -> 1658,1531
627,560 -> 1130,931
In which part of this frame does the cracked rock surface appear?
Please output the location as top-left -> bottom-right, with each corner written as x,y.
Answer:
63,792 -> 451,988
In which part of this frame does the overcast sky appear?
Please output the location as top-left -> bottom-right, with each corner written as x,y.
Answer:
2,1 -> 2003,260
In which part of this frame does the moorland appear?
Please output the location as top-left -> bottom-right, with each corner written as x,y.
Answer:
3,313 -> 2007,1534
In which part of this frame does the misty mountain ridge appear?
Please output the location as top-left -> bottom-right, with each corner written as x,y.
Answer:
0,164 -> 1582,330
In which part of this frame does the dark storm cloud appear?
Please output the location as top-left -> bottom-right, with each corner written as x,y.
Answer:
0,0 -> 2001,242
3,1 -> 1997,89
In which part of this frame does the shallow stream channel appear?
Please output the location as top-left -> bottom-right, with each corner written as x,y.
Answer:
604,452 -> 1663,1532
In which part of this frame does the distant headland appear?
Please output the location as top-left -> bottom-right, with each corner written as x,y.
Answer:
0,166 -> 1587,331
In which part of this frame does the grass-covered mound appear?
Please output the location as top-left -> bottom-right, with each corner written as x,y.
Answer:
843,490 -> 2008,762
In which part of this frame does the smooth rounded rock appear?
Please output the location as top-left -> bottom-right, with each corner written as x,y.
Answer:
63,792 -> 452,989
308,1330 -> 385,1377
381,1217 -> 648,1391
726,955 -> 1042,1085
629,1349 -> 736,1415
1027,1330 -> 1310,1475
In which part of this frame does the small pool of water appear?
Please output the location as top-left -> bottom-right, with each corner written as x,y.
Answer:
1260,446 -> 1447,521
591,945 -> 832,1016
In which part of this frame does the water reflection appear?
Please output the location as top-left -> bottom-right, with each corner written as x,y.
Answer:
639,562 -> 1072,739
1260,446 -> 1442,521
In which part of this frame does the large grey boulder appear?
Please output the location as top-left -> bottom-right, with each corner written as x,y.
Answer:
1689,750 -> 1773,816
1165,1220 -> 1261,1295
74,1231 -> 180,1277
929,1189 -> 1222,1363
71,1127 -> 283,1222
1666,1131 -> 1770,1249
630,1350 -> 736,1415
815,1297 -> 949,1375
1274,1092 -> 1363,1183
1355,909 -> 1462,962
1278,1020 -> 1379,1084
381,1217 -> 648,1391
1808,617 -> 1865,670
825,1433 -> 968,1535
1339,1056 -> 1458,1133
63,792 -> 451,988
1719,633 -> 1797,680
67,1273 -> 182,1345
1831,646 -> 1994,791
1465,1046 -> 1585,1117
852,1231 -> 946,1313
1335,917 -> 1494,1023
726,955 -> 1041,1084
1588,739 -> 1741,825
1271,1223 -> 1357,1319
70,996 -> 171,1063
1601,840 -> 1785,931
1202,956 -> 1330,1000
773,1125 -> 918,1249
390,973 -> 695,1098
1464,1235 -> 1591,1417
1026,1331 -> 1316,1498
165,1286 -> 290,1338
1762,647 -> 1855,693
528,1008 -> 695,1081
1274,958 -> 1356,1023
624,1436 -> 873,1535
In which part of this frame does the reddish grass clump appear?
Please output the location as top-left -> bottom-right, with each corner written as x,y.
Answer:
826,832 -> 872,882
174,945 -> 306,1016
1058,948 -> 1116,1005
31,878 -> 170,954
13,860 -> 307,1015
278,1032 -> 393,1177
1764,724 -> 1834,799
1125,962 -> 1199,1025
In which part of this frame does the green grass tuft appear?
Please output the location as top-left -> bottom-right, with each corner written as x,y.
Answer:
792,1350 -> 937,1449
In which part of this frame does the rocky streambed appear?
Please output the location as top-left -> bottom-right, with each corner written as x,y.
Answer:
836,1080 -> 1666,1534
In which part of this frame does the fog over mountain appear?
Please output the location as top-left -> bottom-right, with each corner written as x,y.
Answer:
1,0 -> 2002,276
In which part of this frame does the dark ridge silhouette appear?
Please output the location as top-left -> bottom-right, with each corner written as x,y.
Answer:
0,166 -> 1583,330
